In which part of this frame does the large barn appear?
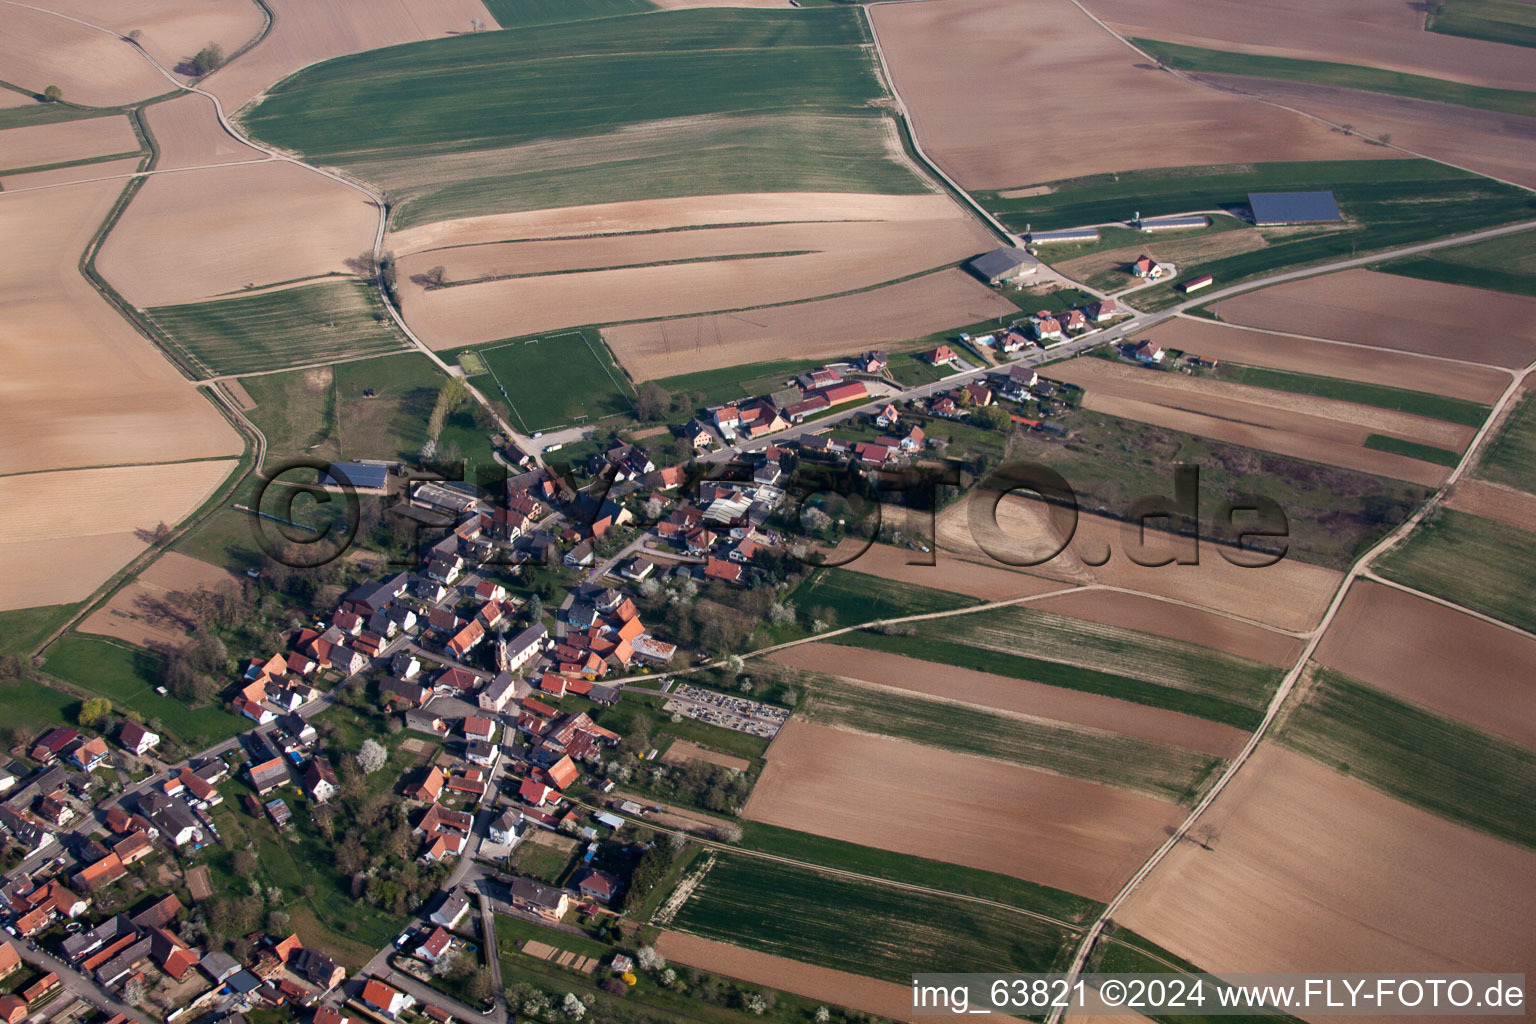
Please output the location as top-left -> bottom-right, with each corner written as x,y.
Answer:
1248,191 -> 1342,226
967,246 -> 1039,284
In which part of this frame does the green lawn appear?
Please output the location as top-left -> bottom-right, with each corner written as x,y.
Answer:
1282,669 -> 1536,850
1363,434 -> 1461,467
1429,0 -> 1536,47
734,822 -> 1100,923
1478,390 -> 1536,492
797,675 -> 1222,803
1375,507 -> 1536,632
243,9 -> 924,224
39,635 -> 247,748
466,329 -> 635,433
670,854 -> 1078,982
0,681 -> 81,743
241,351 -> 446,468
482,0 -> 655,28
147,280 -> 409,379
0,604 -> 82,658
1215,364 -> 1490,427
1379,230 -> 1536,299
513,841 -> 575,885
1133,38 -> 1536,118
650,355 -> 855,410
789,567 -> 981,625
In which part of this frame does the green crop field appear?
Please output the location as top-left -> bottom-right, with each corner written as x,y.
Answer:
0,604 -> 81,658
651,354 -> 859,411
241,352 -> 446,468
1380,230 -> 1536,299
798,675 -> 1222,802
40,636 -> 248,748
1429,0 -> 1536,47
1093,928 -> 1305,1024
1364,434 -> 1461,467
1477,391 -> 1536,492
735,822 -> 1101,923
243,9 -> 926,224
1375,508 -> 1536,632
483,0 -> 655,28
835,604 -> 1285,730
790,568 -> 981,625
1282,669 -> 1536,850
1214,365 -> 1490,427
147,280 -> 409,379
670,854 -> 1078,982
1132,38 -> 1536,118
466,328 -> 635,433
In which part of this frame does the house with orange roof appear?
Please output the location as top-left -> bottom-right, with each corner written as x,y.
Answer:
362,978 -> 412,1017
70,853 -> 124,892
406,767 -> 445,803
546,755 -> 579,791
519,778 -> 554,807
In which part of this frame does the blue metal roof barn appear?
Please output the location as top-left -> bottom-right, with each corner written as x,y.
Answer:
318,461 -> 388,489
1248,191 -> 1342,225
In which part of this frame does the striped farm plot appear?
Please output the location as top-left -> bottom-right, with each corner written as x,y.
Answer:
146,280 -> 410,379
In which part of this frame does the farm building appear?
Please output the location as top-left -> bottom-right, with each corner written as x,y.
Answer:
966,247 -> 1039,284
1181,274 -> 1215,294
318,461 -> 389,490
1139,215 -> 1209,232
1248,191 -> 1342,226
1028,227 -> 1099,244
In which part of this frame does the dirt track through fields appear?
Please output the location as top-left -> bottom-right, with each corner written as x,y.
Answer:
744,720 -> 1185,902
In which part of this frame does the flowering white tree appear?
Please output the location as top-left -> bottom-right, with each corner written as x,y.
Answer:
356,739 -> 387,774
562,992 -> 586,1019
637,946 -> 666,971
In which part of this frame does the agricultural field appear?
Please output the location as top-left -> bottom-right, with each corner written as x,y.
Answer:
463,329 -> 635,433
1047,356 -> 1465,488
1141,316 -> 1511,405
1374,508 -> 1536,633
77,551 -> 243,652
668,853 -> 1078,982
770,644 -> 1249,756
650,355 -> 860,411
39,635 -> 248,749
1429,0 -> 1536,48
1132,39 -> 1536,119
832,604 -> 1283,729
1210,365 -> 1490,427
792,670 -> 1224,802
483,0 -> 655,27
1474,388 -> 1536,493
828,540 -> 1075,603
1362,435 -> 1460,467
1280,668 -> 1536,850
1445,477 -> 1536,533
146,281 -> 410,379
1382,230 -> 1536,300
1314,580 -> 1536,749
1118,745 -> 1536,978
0,116 -> 143,175
787,567 -> 981,626
870,0 -> 1380,191
1214,269 -> 1536,369
243,9 -> 920,224
745,720 -> 1185,900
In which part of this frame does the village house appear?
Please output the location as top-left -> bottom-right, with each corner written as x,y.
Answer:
1033,312 -> 1063,341
1131,254 -> 1163,279
362,979 -> 413,1018
1130,340 -> 1165,364
924,345 -> 960,367
301,758 -> 338,803
68,737 -> 109,772
117,722 -> 159,758
575,869 -> 621,905
508,878 -> 570,922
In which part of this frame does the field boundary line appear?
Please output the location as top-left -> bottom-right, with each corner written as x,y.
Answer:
578,328 -> 637,410
476,348 -> 532,435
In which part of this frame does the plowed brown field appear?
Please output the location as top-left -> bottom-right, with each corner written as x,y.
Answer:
829,539 -> 1077,601
1142,318 -> 1510,404
78,552 -> 243,650
0,6 -> 176,107
1314,580 -> 1536,749
933,500 -> 1341,633
768,644 -> 1248,756
0,116 -> 140,171
1118,746 -> 1536,977
1218,270 -> 1536,369
1029,589 -> 1303,667
40,0 -> 266,89
603,269 -> 1015,380
745,720 -> 1185,901
1445,478 -> 1536,533
146,93 -> 263,170
97,160 -> 377,304
869,0 -> 1382,190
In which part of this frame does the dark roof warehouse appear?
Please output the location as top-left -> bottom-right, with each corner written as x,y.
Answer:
1248,191 -> 1342,226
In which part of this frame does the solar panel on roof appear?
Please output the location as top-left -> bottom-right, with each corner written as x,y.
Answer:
319,461 -> 388,489
1248,191 -> 1342,225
